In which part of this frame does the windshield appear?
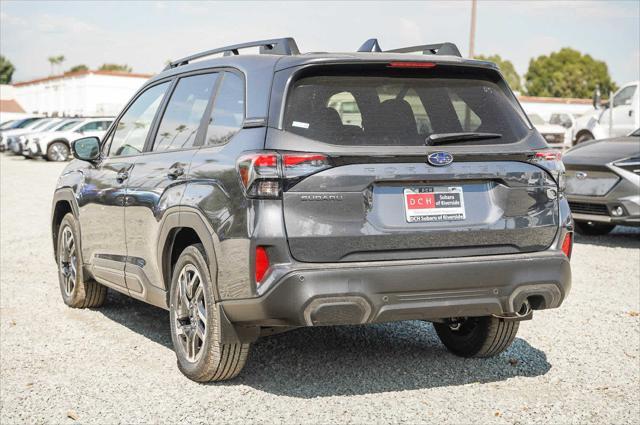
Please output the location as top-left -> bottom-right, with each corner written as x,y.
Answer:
41,120 -> 63,131
0,120 -> 16,129
15,118 -> 42,129
30,119 -> 54,130
57,120 -> 82,131
284,74 -> 529,146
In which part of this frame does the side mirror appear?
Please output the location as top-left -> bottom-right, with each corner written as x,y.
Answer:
592,86 -> 601,109
72,137 -> 100,162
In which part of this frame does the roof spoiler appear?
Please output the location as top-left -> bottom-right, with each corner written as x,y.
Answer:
357,38 -> 462,57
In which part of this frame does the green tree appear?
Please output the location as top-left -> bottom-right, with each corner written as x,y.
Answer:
98,63 -> 133,73
475,54 -> 522,92
0,56 -> 15,84
68,64 -> 89,73
524,48 -> 617,98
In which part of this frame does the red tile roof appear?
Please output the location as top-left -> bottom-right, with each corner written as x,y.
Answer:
13,70 -> 154,87
518,95 -> 592,105
0,99 -> 26,113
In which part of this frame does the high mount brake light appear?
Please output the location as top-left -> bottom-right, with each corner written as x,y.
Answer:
237,152 -> 331,198
387,61 -> 437,69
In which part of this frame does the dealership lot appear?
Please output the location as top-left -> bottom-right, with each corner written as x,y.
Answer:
0,154 -> 638,424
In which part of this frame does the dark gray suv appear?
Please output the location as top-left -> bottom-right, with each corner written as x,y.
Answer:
51,38 -> 573,382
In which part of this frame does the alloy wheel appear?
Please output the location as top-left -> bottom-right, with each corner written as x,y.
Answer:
50,143 -> 69,161
59,226 -> 77,296
173,264 -> 207,362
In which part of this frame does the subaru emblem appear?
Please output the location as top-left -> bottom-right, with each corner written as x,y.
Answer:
427,152 -> 453,167
576,171 -> 588,180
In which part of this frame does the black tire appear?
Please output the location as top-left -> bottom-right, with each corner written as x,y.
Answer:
574,220 -> 615,236
46,141 -> 70,161
56,213 -> 107,308
169,244 -> 250,382
434,316 -> 519,358
575,131 -> 594,145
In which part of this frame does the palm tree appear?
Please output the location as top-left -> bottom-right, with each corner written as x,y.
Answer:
48,56 -> 56,75
47,55 -> 66,75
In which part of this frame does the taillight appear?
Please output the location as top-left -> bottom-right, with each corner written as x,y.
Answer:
237,151 -> 330,198
533,150 -> 562,161
283,153 -> 330,178
561,232 -> 573,259
530,149 -> 565,193
255,246 -> 270,284
237,153 -> 280,198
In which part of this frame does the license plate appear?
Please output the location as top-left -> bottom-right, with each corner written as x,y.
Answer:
403,186 -> 466,222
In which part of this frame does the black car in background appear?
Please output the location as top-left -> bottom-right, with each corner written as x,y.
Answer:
564,129 -> 640,235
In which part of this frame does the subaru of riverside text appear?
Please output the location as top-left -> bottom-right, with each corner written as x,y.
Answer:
51,37 -> 572,382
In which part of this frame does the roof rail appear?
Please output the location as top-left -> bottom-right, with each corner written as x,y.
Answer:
356,39 -> 462,58
164,37 -> 300,70
387,42 -> 462,57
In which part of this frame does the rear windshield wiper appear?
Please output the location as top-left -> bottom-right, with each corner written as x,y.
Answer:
426,132 -> 502,145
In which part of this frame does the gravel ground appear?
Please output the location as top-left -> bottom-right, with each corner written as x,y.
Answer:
1,154 -> 639,424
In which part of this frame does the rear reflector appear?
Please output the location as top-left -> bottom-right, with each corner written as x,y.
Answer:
387,61 -> 437,69
561,233 -> 573,259
255,246 -> 269,284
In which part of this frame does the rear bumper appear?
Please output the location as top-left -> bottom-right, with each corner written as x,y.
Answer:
221,250 -> 571,327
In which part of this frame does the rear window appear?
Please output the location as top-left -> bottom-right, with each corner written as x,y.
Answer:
283,74 -> 529,146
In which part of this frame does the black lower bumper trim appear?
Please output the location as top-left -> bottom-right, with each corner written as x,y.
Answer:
221,251 -> 572,327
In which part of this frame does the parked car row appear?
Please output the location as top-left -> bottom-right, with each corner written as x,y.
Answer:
0,116 -> 113,161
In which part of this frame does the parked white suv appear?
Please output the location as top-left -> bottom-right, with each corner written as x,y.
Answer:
25,118 -> 113,161
573,81 -> 639,144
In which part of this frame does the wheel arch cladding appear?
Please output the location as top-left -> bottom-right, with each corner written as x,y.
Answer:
158,210 -> 220,302
51,199 -> 75,258
163,227 -> 203,292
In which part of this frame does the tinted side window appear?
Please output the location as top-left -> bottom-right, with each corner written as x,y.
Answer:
205,72 -> 245,146
108,82 -> 169,157
78,121 -> 106,132
613,85 -> 637,107
153,73 -> 218,152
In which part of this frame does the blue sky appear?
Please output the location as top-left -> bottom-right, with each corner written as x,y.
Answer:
1,0 -> 638,86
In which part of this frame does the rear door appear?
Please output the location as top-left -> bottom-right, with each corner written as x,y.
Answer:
124,72 -> 220,298
268,64 -> 559,262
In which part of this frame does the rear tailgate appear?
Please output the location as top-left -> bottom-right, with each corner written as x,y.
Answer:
282,157 -> 558,262
267,61 -> 556,263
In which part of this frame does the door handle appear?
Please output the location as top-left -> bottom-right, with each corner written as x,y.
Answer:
168,165 -> 185,179
116,170 -> 129,183
629,110 -> 633,117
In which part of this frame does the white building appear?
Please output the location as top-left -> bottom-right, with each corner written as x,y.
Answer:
518,95 -> 594,120
13,70 -> 153,117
